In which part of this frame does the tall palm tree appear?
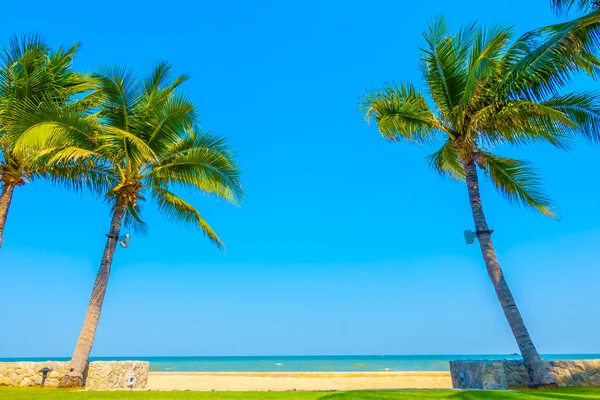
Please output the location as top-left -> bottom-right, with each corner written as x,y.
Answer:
53,63 -> 243,388
361,18 -> 600,388
0,35 -> 94,248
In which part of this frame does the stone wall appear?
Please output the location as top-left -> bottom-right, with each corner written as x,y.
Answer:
0,361 -> 149,389
450,359 -> 600,390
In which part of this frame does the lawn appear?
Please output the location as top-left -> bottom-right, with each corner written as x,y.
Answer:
1,388 -> 600,400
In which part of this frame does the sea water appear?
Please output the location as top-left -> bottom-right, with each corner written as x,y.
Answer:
2,354 -> 598,372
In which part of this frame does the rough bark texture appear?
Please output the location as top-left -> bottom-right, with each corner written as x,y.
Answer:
463,159 -> 556,388
59,200 -> 127,388
0,184 -> 15,249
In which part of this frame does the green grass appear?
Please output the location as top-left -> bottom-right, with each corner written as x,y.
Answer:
1,387 -> 600,400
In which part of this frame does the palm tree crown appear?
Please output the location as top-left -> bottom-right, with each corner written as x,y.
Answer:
362,17 -> 600,216
87,62 -> 244,246
0,35 -> 92,184
0,35 -> 94,247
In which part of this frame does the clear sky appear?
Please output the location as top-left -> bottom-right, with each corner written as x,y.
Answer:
1,0 -> 599,358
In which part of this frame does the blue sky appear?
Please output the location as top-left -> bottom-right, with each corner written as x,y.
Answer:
1,0 -> 599,358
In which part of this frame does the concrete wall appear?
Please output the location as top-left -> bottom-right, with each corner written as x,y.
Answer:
450,359 -> 600,390
0,361 -> 149,389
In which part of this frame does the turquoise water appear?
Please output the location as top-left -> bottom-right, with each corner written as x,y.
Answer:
1,355 -> 598,372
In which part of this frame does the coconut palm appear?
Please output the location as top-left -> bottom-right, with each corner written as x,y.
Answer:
361,17 -> 600,387
51,63 -> 243,387
0,34 -> 94,248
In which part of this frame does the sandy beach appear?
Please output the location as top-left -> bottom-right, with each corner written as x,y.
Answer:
146,371 -> 452,391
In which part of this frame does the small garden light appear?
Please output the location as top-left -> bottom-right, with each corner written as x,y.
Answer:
38,367 -> 52,387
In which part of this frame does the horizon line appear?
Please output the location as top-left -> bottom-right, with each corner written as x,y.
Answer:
2,353 -> 598,359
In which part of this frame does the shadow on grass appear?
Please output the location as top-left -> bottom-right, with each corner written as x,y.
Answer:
318,389 -> 518,400
521,387 -> 600,399
318,388 -> 600,400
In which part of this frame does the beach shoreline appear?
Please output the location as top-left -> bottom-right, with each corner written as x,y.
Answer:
146,371 -> 452,391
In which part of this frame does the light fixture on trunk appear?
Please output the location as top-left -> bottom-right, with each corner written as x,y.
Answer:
464,229 -> 494,244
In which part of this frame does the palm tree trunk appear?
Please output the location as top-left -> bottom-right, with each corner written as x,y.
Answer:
0,183 -> 15,249
463,159 -> 556,388
58,199 -> 127,388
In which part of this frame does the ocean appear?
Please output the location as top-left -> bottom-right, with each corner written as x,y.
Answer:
1,355 -> 598,372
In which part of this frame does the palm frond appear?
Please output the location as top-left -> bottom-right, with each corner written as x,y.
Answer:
144,61 -> 172,97
151,186 -> 224,250
426,139 -> 465,180
500,12 -> 600,99
1,33 -> 47,66
145,130 -> 243,203
478,151 -> 555,218
45,161 -> 113,196
550,0 -> 598,15
472,99 -> 575,148
123,200 -> 149,235
144,93 -> 196,146
143,61 -> 190,99
94,65 -> 144,130
542,91 -> 600,143
100,125 -> 158,167
542,13 -> 600,79
9,98 -> 97,154
461,24 -> 513,112
419,16 -> 475,118
361,83 -> 441,143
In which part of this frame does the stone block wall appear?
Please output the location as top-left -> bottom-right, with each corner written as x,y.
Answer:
0,361 -> 149,389
86,361 -> 149,390
450,359 -> 600,390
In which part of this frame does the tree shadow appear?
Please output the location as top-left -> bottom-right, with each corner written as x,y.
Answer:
522,387 -> 600,399
317,388 -> 600,400
317,389 -> 519,400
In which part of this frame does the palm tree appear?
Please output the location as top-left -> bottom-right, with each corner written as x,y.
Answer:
55,63 -> 243,387
361,18 -> 600,388
0,35 -> 94,248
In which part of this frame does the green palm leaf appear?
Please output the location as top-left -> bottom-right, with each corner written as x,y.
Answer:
426,139 -> 465,180
361,83 -> 441,143
461,24 -> 513,112
501,12 -> 600,98
419,16 -> 475,118
146,130 -> 243,202
477,151 -> 555,218
473,100 -> 575,148
542,91 -> 600,143
151,186 -> 224,250
550,0 -> 598,15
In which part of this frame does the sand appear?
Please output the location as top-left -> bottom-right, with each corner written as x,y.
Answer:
146,371 -> 452,391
